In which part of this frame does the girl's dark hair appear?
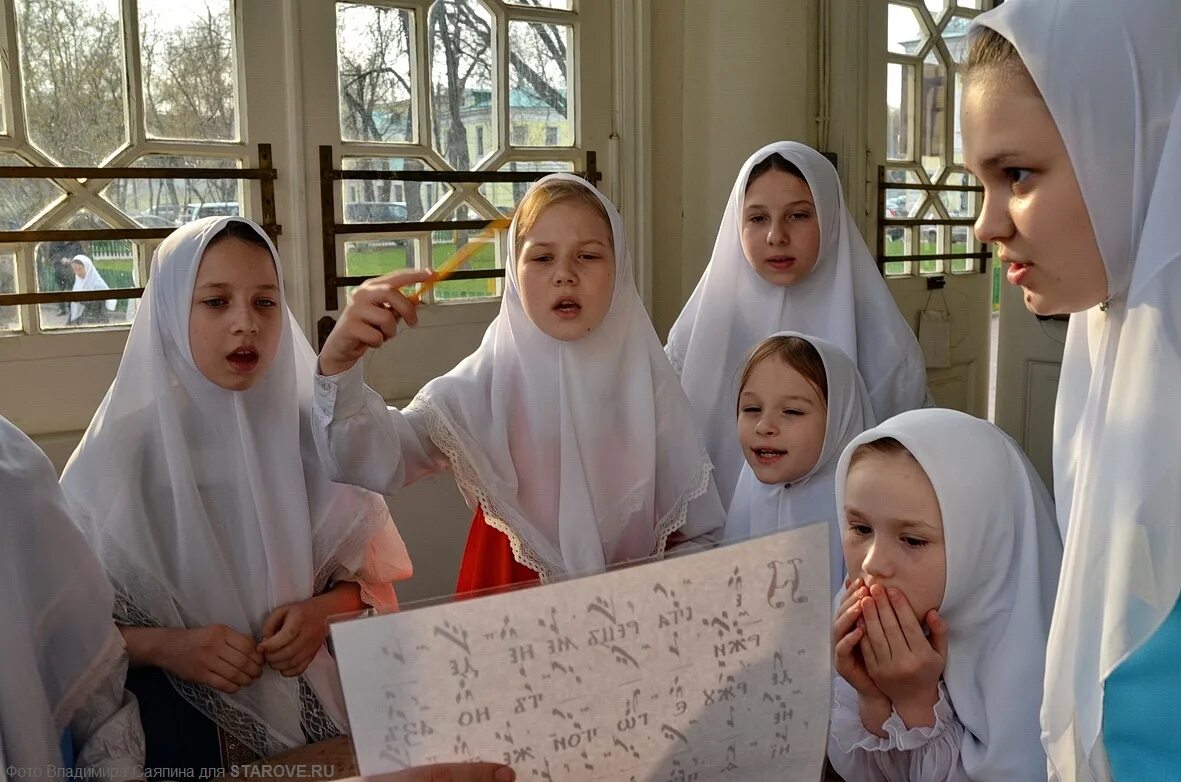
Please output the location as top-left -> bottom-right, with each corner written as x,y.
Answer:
737,335 -> 829,413
207,219 -> 272,252
745,153 -> 808,193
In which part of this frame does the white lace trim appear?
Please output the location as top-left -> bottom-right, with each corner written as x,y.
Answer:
654,453 -> 714,558
664,342 -> 686,379
408,397 -> 715,582
408,397 -> 558,582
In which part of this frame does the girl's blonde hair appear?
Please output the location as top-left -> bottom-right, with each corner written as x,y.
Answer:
965,26 -> 1042,98
513,179 -> 612,251
736,335 -> 829,414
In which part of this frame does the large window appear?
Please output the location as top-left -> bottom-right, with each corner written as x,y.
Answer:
881,0 -> 986,277
0,0 -> 251,334
334,0 -> 581,303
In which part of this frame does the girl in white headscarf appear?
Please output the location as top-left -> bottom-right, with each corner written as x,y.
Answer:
827,409 -> 1061,781
961,2 -> 1181,778
314,174 -> 724,594
60,217 -> 412,767
0,415 -> 144,777
722,331 -> 875,596
67,254 -> 117,325
666,142 -> 929,509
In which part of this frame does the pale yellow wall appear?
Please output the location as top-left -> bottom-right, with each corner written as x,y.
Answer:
650,0 -> 820,338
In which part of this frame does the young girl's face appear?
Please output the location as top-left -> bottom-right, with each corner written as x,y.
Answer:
740,169 -> 821,287
842,451 -> 946,621
72,260 -> 86,278
737,357 -> 827,485
516,199 -> 615,341
962,74 -> 1107,314
188,236 -> 283,391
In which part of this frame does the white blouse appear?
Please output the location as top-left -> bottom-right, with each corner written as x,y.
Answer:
828,676 -> 969,782
68,636 -> 145,779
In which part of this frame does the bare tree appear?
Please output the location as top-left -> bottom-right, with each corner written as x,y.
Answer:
338,5 -> 425,222
136,3 -> 238,213
430,1 -> 569,157
16,0 -> 126,167
335,0 -> 572,210
140,2 -> 236,142
338,5 -> 413,146
429,1 -> 488,172
505,4 -> 568,119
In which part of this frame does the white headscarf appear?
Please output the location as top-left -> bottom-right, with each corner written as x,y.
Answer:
723,332 -> 875,596
974,2 -> 1181,777
59,217 -> 411,757
69,254 -> 117,322
0,416 -> 126,770
835,409 -> 1062,780
666,141 -> 929,508
405,173 -> 724,581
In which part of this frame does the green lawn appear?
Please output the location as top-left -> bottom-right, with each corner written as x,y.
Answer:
92,258 -> 136,314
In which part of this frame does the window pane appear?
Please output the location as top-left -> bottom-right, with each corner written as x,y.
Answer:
17,0 -> 128,165
920,52 -> 947,178
0,153 -> 65,229
888,210 -> 911,277
887,63 -> 914,162
337,3 -> 416,144
479,160 -> 575,214
431,204 -> 501,303
101,155 -> 243,227
885,167 -> 923,185
341,157 -> 451,222
918,206 -> 945,274
0,251 -> 19,332
939,171 -> 977,218
942,15 -> 972,65
952,71 -> 966,165
508,21 -> 573,147
429,0 -> 495,169
139,0 -> 238,141
924,0 -> 948,23
883,222 -> 914,277
344,237 -> 415,279
888,4 -> 927,55
883,169 -> 921,275
950,225 -> 977,273
885,187 -> 916,219
503,0 -> 572,9
36,211 -> 138,331
0,60 -> 6,136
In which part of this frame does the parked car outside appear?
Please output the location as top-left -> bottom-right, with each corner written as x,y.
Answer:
182,202 -> 241,222
344,201 -> 409,223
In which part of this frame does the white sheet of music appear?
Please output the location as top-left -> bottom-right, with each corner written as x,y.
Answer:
332,522 -> 831,781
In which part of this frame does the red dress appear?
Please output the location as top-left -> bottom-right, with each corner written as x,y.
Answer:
454,505 -> 540,599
